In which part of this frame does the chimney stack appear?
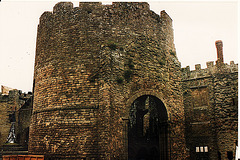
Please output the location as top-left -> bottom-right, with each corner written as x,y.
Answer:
215,40 -> 224,63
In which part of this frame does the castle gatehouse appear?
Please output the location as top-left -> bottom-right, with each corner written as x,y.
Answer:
29,2 -> 187,159
0,2 -> 237,160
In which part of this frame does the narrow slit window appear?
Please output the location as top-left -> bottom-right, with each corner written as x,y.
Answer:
196,147 -> 200,152
204,146 -> 208,152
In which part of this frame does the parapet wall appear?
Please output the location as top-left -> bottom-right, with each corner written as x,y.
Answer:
35,2 -> 174,69
0,89 -> 32,103
38,2 -> 171,31
182,61 -> 238,80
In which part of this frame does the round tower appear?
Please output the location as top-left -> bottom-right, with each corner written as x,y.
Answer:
29,2 -> 188,159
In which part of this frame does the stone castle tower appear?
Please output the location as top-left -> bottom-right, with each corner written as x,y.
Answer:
29,2 -> 188,159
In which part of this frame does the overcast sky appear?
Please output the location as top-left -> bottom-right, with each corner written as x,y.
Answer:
0,0 -> 238,92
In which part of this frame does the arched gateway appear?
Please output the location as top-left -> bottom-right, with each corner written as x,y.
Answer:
128,95 -> 168,160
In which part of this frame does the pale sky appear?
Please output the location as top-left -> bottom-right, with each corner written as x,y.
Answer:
0,0 -> 238,92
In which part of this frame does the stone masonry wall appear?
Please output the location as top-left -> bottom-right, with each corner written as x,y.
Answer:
214,71 -> 238,160
182,61 -> 238,160
0,95 -> 11,149
0,89 -> 32,150
29,2 -> 188,159
0,90 -> 20,148
17,96 -> 33,148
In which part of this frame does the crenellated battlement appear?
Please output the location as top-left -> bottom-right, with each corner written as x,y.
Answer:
0,85 -> 32,101
39,11 -> 53,26
182,40 -> 238,81
182,61 -> 238,80
53,2 -> 74,14
160,10 -> 173,26
35,1 -> 175,72
38,2 -> 170,29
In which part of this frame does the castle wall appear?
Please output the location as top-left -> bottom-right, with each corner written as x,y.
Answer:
29,2 -> 188,159
17,96 -> 33,148
0,89 -> 32,150
0,96 -> 11,148
0,90 -> 20,148
213,72 -> 238,160
182,61 -> 238,160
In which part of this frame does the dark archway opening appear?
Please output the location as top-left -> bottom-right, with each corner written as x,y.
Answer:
128,95 -> 168,160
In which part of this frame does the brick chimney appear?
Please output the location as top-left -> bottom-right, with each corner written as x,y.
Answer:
215,40 -> 224,64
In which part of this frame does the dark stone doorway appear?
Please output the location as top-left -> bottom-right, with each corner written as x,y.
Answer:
128,95 -> 168,160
